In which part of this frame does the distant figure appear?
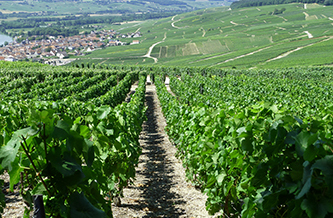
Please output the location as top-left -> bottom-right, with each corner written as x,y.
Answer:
146,75 -> 152,85
165,76 -> 170,85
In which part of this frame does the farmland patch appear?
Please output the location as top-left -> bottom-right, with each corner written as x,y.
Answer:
182,43 -> 200,56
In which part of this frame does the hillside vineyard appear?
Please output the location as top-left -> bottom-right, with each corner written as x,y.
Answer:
0,62 -> 147,217
154,66 -> 333,218
1,63 -> 333,217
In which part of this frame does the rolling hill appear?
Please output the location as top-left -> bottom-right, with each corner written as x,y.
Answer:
0,0 -> 232,15
74,3 -> 333,69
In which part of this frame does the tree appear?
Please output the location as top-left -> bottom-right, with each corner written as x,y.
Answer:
324,0 -> 333,5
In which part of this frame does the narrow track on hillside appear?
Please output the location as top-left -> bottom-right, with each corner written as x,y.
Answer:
142,33 -> 166,63
189,52 -> 232,64
201,27 -> 206,37
304,31 -> 313,38
265,36 -> 333,63
112,83 -> 216,218
171,15 -> 182,29
211,45 -> 272,67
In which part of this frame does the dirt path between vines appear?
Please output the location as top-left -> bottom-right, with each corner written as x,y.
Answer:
1,83 -> 215,218
112,83 -> 215,218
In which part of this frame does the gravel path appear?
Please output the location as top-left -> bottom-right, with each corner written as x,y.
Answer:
1,172 -> 26,218
112,84 -> 214,218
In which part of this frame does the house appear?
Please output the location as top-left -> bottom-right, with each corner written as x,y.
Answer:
56,51 -> 68,59
133,32 -> 141,38
35,49 -> 42,56
0,29 -> 141,61
86,46 -> 95,52
5,56 -> 17,62
131,40 -> 140,45
40,52 -> 52,58
50,50 -> 57,56
109,41 -> 117,46
97,42 -> 105,47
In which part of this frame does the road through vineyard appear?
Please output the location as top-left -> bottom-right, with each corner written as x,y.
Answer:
112,83 -> 216,218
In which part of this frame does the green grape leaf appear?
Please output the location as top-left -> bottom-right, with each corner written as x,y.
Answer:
83,139 -> 94,167
96,106 -> 111,120
49,150 -> 84,180
303,134 -> 319,161
295,131 -> 315,157
52,126 -> 69,141
311,155 -> 333,195
32,182 -> 47,195
56,120 -> 70,133
216,172 -> 226,186
294,116 -> 303,125
296,177 -> 312,199
0,127 -> 37,171
311,155 -> 333,176
296,161 -> 313,199
301,198 -> 327,218
321,197 -> 333,213
80,125 -> 91,139
8,158 -> 23,192
206,175 -> 216,188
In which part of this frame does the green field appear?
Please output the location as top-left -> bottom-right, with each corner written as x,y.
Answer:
73,3 -> 333,68
0,0 -> 231,15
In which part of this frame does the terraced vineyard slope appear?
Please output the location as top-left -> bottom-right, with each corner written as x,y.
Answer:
75,3 -> 333,68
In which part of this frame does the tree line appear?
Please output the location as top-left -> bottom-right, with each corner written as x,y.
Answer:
230,0 -> 333,8
1,12 -> 178,30
0,11 -> 179,37
27,27 -> 80,37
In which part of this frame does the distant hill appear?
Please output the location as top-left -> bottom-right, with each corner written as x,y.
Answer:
72,3 -> 333,69
0,0 -> 235,15
230,0 -> 333,9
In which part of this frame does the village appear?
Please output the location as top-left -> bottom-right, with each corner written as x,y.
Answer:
0,29 -> 141,64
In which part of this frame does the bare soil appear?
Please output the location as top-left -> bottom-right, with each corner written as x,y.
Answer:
1,172 -> 26,218
112,84 -> 215,218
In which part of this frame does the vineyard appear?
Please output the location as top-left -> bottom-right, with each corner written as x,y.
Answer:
0,62 -> 147,217
1,62 -> 333,217
154,66 -> 333,218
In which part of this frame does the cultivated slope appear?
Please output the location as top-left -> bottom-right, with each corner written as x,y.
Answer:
77,3 -> 333,68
